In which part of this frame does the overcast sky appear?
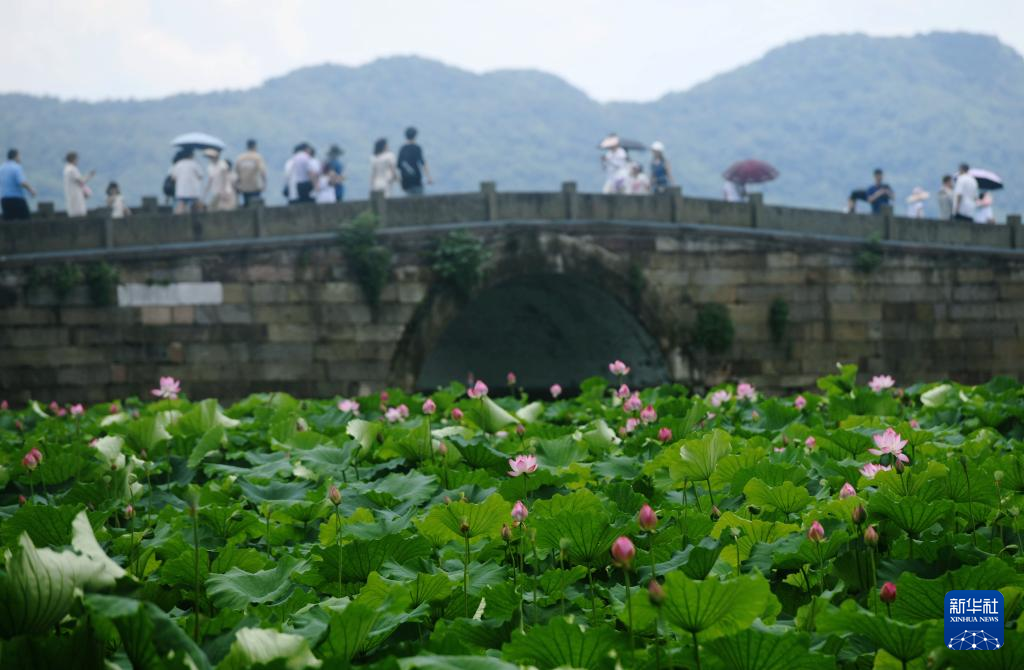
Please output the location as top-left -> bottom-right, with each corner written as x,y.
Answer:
7,1 -> 1024,102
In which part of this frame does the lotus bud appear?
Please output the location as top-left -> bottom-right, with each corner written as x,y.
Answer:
894,459 -> 906,474
657,427 -> 673,443
109,403 -> 120,414
459,518 -> 470,536
443,496 -> 452,505
864,524 -> 879,546
515,424 -> 525,436
839,482 -> 857,499
647,579 -> 666,606
295,417 -> 309,432
511,500 -> 529,523
15,419 -> 23,431
380,391 -> 389,406
959,454 -> 969,470
994,470 -> 1004,484
437,441 -> 448,457
807,520 -> 825,543
124,504 -> 135,520
611,536 -> 636,567
501,523 -> 512,542
879,581 -> 897,604
328,485 -> 342,506
710,505 -> 721,521
506,371 -> 517,386
851,504 -> 867,525
18,495 -> 26,506
451,407 -> 464,421
637,503 -> 658,531
730,526 -> 741,539
422,398 -> 437,415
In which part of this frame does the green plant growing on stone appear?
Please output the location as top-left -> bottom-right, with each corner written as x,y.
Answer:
768,298 -> 789,345
84,262 -> 120,306
854,235 -> 884,274
429,231 -> 490,300
628,263 -> 646,308
26,263 -> 84,303
338,211 -> 391,308
692,303 -> 734,356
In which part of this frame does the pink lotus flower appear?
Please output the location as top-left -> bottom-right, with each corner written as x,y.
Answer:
496,430 -> 509,439
611,536 -> 636,566
380,390 -> 390,406
773,447 -> 786,453
550,383 -> 562,399
0,400 -> 7,410
506,371 -> 517,386
624,393 -> 642,413
507,454 -> 538,477
807,520 -> 825,543
624,417 -> 640,433
860,462 -> 892,479
151,376 -> 181,400
422,398 -> 437,415
864,525 -> 879,546
794,395 -> 806,410
640,404 -> 657,424
637,503 -> 658,531
22,451 -> 39,470
109,403 -> 120,414
49,401 -> 59,413
839,482 -> 857,499
709,389 -> 731,407
451,407 -> 464,421
657,427 -> 673,443
608,360 -> 631,376
467,380 -> 489,399
879,581 -> 897,604
736,382 -> 756,401
909,419 -> 920,430
384,406 -> 407,423
511,500 -> 529,523
56,407 -> 67,417
328,485 -> 342,505
70,403 -> 85,416
338,398 -> 360,414
616,384 -> 631,399
870,428 -> 909,463
804,436 -> 816,449
868,375 -> 895,393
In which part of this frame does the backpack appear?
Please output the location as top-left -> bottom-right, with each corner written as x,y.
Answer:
163,175 -> 175,198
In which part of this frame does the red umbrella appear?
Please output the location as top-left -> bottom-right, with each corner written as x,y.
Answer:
722,159 -> 779,185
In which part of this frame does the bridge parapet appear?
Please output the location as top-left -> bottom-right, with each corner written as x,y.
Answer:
2,183 -> 1021,260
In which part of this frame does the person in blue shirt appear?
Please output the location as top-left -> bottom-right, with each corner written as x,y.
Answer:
865,168 -> 893,214
0,148 -> 37,220
325,145 -> 345,201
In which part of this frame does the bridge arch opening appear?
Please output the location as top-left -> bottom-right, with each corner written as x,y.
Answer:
411,274 -> 670,394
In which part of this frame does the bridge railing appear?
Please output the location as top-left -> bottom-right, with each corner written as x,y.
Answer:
1,182 -> 1021,258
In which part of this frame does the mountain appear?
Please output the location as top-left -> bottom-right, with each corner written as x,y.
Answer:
2,32 -> 1022,218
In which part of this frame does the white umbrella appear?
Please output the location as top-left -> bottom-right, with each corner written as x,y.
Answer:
171,132 -> 226,151
968,168 -> 1003,191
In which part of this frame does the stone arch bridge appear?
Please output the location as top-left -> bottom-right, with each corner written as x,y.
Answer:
2,183 -> 1023,403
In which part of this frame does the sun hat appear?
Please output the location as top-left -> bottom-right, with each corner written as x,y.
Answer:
651,141 -> 665,152
202,147 -> 220,158
906,187 -> 930,203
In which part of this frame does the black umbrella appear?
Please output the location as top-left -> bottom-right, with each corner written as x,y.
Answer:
969,168 -> 1003,191
598,136 -> 648,151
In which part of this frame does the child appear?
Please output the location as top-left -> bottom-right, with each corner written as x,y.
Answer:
106,182 -> 130,219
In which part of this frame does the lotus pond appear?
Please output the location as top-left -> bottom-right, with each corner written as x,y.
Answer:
0,364 -> 1022,669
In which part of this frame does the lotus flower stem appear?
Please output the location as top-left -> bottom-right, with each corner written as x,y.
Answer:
963,463 -> 978,547
587,566 -> 598,623
691,480 -> 702,512
692,631 -> 702,670
464,534 -> 471,618
191,503 -> 201,642
705,478 -> 715,508
530,529 -> 540,627
335,505 -> 344,593
623,568 -> 635,664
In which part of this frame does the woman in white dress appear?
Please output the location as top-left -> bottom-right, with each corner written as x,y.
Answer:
63,152 -> 94,217
204,149 -> 237,211
369,138 -> 398,197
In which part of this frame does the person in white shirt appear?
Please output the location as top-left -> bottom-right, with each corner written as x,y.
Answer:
204,149 -> 237,212
905,187 -> 928,218
953,163 -> 978,222
723,179 -> 746,202
105,181 -> 130,218
286,144 -> 317,204
63,152 -> 94,217
369,138 -> 399,197
629,163 -> 651,194
601,142 -> 629,194
974,192 -> 995,224
169,148 -> 205,214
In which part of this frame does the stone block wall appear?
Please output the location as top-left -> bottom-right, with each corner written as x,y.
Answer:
2,219 -> 1023,404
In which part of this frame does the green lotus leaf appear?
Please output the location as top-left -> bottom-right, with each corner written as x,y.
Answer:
817,599 -> 936,663
398,656 -> 518,670
868,493 -> 952,535
677,429 -> 732,482
743,478 -> 813,514
206,555 -> 307,609
217,627 -> 321,670
502,616 -> 622,669
417,494 -> 511,543
705,624 -> 836,670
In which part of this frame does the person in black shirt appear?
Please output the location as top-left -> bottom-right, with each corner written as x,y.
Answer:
397,126 -> 432,195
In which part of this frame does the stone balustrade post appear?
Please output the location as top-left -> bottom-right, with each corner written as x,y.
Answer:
562,181 -> 578,220
881,204 -> 893,240
667,185 -> 683,223
37,202 -> 55,217
748,192 -> 764,228
370,190 -> 388,227
480,181 -> 497,221
1009,214 -> 1022,249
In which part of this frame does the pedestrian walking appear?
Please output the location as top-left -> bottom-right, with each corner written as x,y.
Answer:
63,152 -> 94,217
0,149 -> 37,220
397,126 -> 431,196
234,139 -> 267,206
370,138 -> 399,197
